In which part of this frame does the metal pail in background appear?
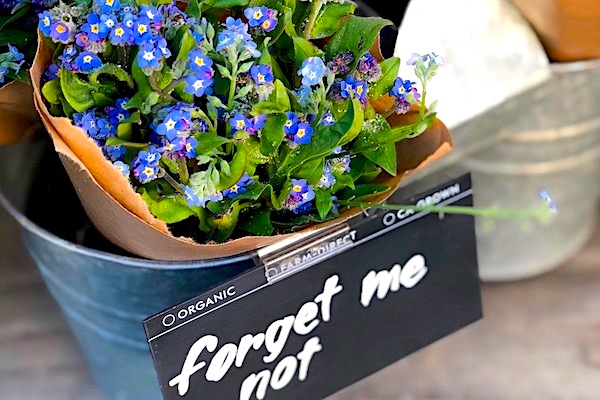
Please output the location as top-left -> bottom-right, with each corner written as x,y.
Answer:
0,143 -> 255,400
463,60 -> 600,282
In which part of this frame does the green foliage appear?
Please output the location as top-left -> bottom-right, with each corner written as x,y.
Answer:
260,113 -> 286,156
139,187 -> 196,224
309,1 -> 356,40
238,208 -> 273,235
324,16 -> 392,66
370,57 -> 400,99
60,69 -> 96,112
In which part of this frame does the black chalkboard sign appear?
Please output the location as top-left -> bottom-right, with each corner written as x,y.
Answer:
144,174 -> 481,400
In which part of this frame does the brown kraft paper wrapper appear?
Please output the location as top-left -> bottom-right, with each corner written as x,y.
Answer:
0,81 -> 41,146
31,36 -> 453,261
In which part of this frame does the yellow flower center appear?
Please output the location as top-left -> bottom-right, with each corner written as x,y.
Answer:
115,28 -> 124,36
262,20 -> 271,29
257,73 -> 265,82
254,11 -> 263,19
297,129 -> 305,138
91,24 -> 99,34
236,120 -> 245,129
138,25 -> 147,34
293,185 -> 302,193
194,57 -> 205,67
144,167 -> 154,176
56,25 -> 66,33
83,55 -> 93,63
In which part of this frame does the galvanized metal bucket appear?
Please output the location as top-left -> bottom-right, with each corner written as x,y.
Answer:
462,60 -> 600,282
0,143 -> 255,400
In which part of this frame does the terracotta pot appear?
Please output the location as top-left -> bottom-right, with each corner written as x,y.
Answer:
511,0 -> 600,62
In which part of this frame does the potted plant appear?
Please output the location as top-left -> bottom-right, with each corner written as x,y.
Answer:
30,0 -> 452,260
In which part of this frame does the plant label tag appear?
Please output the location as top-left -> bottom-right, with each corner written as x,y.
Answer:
144,173 -> 482,400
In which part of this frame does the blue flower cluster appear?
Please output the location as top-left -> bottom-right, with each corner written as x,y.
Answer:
39,2 -> 188,74
133,145 -> 162,184
355,52 -> 381,83
223,173 -> 253,199
299,57 -> 326,87
341,76 -> 369,104
184,49 -> 214,97
284,112 -> 313,145
0,44 -> 24,84
153,104 -> 202,160
73,97 -> 131,163
229,112 -> 267,139
285,179 -> 315,215
216,17 -> 260,58
390,77 -> 420,115
244,6 -> 278,33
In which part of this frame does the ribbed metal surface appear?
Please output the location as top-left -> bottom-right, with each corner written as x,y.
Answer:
17,225 -> 254,400
463,60 -> 600,282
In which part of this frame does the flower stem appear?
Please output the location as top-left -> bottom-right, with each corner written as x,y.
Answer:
227,64 -> 239,110
303,0 -> 325,39
164,172 -> 185,194
176,158 -> 190,185
419,80 -> 427,119
162,78 -> 185,98
339,201 -> 555,224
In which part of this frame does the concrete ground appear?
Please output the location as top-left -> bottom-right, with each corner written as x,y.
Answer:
1,205 -> 599,400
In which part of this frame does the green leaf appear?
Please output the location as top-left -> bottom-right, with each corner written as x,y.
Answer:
139,189 -> 195,224
42,80 -> 62,104
92,92 -> 114,108
252,80 -> 291,115
310,1 -> 356,39
335,98 -> 365,146
0,3 -> 29,31
295,159 -> 323,186
315,189 -> 333,220
89,64 -> 134,89
195,133 -> 231,155
176,30 -> 196,65
333,172 -> 355,191
260,113 -> 286,156
186,0 -> 201,19
370,57 -> 400,99
363,141 -> 396,176
324,16 -> 392,68
105,137 -> 149,149
211,201 -> 243,243
291,34 -> 323,68
238,209 -> 273,236
59,69 -> 96,113
208,183 -> 270,214
126,54 -> 153,110
202,0 -> 250,9
338,184 -> 390,202
278,98 -> 362,175
217,147 -> 247,191
243,138 -> 271,165
117,123 -> 133,140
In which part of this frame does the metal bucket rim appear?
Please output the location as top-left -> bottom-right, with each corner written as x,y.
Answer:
0,191 -> 255,269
